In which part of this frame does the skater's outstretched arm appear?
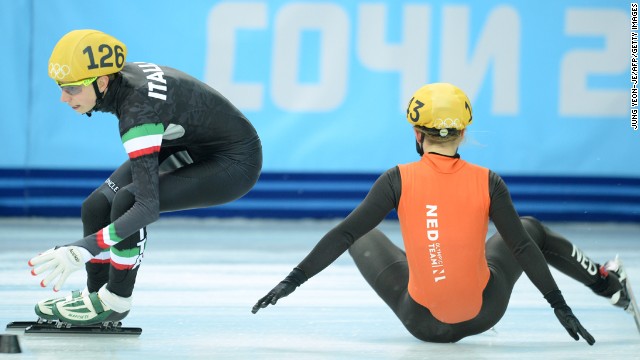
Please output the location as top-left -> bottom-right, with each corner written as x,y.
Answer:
489,172 -> 595,345
252,169 -> 398,313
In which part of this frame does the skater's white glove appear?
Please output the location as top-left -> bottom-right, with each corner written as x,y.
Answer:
28,246 -> 91,292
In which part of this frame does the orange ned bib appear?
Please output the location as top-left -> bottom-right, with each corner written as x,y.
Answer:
397,154 -> 490,324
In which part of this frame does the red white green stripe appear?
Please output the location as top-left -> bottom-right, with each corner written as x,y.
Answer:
110,247 -> 142,270
121,123 -> 164,159
96,224 -> 122,249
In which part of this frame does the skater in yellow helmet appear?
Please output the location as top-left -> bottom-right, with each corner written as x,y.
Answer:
29,29 -> 263,326
253,83 -> 637,344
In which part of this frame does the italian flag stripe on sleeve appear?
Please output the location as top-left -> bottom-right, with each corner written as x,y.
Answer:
121,123 -> 164,159
96,224 -> 122,249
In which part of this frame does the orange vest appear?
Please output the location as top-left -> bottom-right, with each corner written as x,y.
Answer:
397,154 -> 490,324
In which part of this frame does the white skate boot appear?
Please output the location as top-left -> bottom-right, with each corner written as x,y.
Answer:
34,289 -> 86,321
52,285 -> 131,326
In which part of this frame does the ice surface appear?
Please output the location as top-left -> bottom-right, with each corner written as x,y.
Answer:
1,218 -> 638,359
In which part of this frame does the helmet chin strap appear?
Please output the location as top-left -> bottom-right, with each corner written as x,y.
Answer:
415,132 -> 425,156
84,81 -> 106,117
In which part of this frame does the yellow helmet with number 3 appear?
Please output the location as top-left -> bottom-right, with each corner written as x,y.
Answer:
406,83 -> 472,131
48,29 -> 127,84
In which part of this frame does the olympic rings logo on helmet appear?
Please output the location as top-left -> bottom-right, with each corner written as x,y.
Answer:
433,118 -> 465,130
49,63 -> 71,80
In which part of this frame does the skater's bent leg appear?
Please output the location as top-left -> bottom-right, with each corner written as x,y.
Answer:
348,229 -> 450,342
350,229 -> 504,343
106,187 -> 145,298
85,251 -> 111,292
82,162 -> 134,293
520,216 -> 618,297
348,229 -> 409,312
158,152 -> 262,212
107,228 -> 146,298
81,189 -> 114,292
400,232 -> 524,343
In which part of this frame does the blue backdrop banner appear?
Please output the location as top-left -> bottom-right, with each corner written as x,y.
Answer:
0,0 -> 635,176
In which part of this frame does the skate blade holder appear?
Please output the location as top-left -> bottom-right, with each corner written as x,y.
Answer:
8,319 -> 141,335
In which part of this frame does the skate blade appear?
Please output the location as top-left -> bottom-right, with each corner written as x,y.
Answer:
6,321 -> 45,329
5,319 -> 81,329
24,321 -> 141,336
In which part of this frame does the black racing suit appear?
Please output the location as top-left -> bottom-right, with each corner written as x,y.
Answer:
68,62 -> 262,297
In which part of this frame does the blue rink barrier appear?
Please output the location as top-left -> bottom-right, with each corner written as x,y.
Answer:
0,169 -> 638,222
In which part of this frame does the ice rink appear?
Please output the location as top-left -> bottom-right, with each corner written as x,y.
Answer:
1,217 -> 639,359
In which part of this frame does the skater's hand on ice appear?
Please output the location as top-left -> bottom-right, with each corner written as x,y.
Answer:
553,305 -> 595,345
544,289 -> 595,345
251,281 -> 298,313
28,246 -> 90,292
252,267 -> 308,314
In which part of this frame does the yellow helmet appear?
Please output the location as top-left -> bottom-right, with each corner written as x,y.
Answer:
406,83 -> 472,131
48,29 -> 127,83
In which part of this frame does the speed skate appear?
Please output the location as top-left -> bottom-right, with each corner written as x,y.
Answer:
608,256 -> 640,335
6,318 -> 142,336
